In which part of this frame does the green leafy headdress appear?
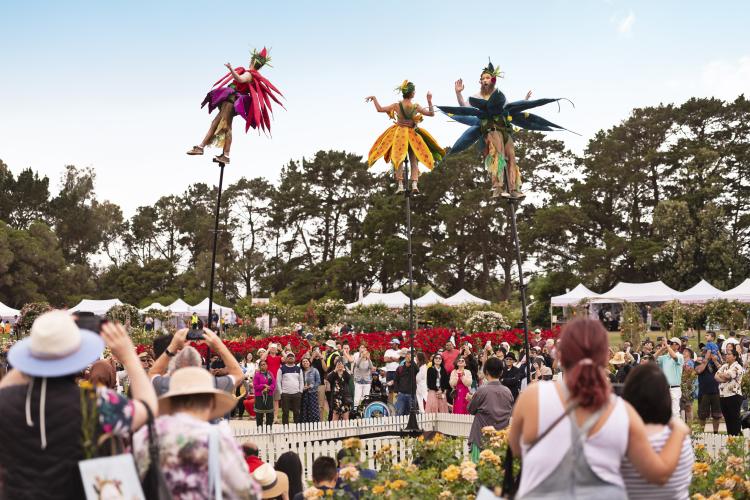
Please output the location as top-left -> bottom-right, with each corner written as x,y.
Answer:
395,80 -> 416,97
250,47 -> 272,70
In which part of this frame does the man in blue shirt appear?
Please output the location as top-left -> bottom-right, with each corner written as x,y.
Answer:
656,337 -> 685,418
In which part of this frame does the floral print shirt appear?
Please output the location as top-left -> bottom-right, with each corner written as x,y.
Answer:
96,386 -> 134,437
133,412 -> 260,500
717,362 -> 744,398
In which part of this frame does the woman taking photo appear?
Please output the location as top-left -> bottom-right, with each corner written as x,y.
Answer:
253,359 -> 275,428
326,359 -> 352,421
450,357 -> 473,415
300,357 -> 321,423
508,318 -> 690,499
715,348 -> 745,435
426,353 -> 451,413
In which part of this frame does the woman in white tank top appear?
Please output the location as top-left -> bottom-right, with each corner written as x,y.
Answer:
508,319 -> 690,500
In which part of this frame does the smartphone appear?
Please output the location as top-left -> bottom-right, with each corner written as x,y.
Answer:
186,330 -> 204,341
74,312 -> 106,334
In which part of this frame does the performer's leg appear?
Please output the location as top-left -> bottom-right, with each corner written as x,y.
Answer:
394,163 -> 405,193
408,150 -> 419,193
222,106 -> 235,156
485,132 -> 505,191
199,113 -> 223,148
504,136 -> 521,194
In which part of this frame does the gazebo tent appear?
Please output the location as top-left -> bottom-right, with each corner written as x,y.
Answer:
550,284 -> 600,307
678,279 -> 724,304
443,289 -> 490,306
0,301 -> 20,320
68,298 -> 123,315
592,281 -> 680,304
346,291 -> 411,309
190,298 -> 235,318
139,302 -> 168,314
721,278 -> 750,302
414,290 -> 445,307
166,299 -> 193,316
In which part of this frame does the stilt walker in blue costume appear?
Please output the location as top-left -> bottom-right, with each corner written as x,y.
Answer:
441,60 -> 575,198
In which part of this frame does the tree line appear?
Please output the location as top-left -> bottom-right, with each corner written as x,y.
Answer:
0,95 -> 748,313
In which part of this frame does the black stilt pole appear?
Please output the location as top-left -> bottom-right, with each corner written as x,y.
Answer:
503,167 -> 532,384
404,158 -> 421,433
205,160 -> 226,368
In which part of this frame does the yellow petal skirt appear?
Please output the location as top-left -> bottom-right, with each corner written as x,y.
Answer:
367,125 -> 445,170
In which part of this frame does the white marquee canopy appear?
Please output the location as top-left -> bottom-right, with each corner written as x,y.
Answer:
443,289 -> 490,306
68,298 -> 123,315
414,290 -> 445,307
550,284 -> 601,307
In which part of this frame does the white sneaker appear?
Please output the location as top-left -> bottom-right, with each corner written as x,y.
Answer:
411,182 -> 419,193
396,183 -> 405,193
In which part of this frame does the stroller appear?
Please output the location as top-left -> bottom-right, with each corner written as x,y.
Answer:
350,380 -> 395,419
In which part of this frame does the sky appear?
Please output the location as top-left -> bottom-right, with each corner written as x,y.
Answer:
1,0 -> 748,215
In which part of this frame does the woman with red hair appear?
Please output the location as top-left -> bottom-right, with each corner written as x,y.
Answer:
508,318 -> 690,499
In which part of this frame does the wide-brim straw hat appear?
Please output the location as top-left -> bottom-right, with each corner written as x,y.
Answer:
253,463 -> 289,499
8,310 -> 104,377
610,351 -> 627,365
158,367 -> 237,420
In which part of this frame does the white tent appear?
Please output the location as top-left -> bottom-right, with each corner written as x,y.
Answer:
346,291 -> 411,309
166,299 -> 193,316
139,302 -> 168,314
68,298 -> 123,315
678,279 -> 724,304
721,278 -> 750,302
0,301 -> 20,320
443,289 -> 490,306
592,281 -> 680,304
550,284 -> 601,307
190,298 -> 235,318
414,290 -> 445,307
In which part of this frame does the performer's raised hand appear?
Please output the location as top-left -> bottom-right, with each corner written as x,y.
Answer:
225,62 -> 233,70
365,96 -> 376,103
526,90 -> 533,100
426,91 -> 433,102
454,79 -> 464,94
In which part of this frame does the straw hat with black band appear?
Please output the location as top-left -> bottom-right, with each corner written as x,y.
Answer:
252,463 -> 289,499
158,367 -> 237,420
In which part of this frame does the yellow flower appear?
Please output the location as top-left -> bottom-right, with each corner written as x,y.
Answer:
693,462 -> 710,476
326,490 -> 333,497
339,466 -> 359,481
691,495 -> 706,500
405,464 -> 417,473
441,465 -> 460,482
715,475 -> 737,490
507,115 -> 513,122
481,426 -> 496,435
433,433 -> 444,444
714,490 -> 734,499
302,487 -> 324,499
372,485 -> 386,495
389,480 -> 407,490
438,492 -> 453,500
392,462 -> 403,471
479,449 -> 500,464
79,380 -> 93,390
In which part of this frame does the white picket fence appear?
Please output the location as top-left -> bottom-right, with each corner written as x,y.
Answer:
230,414 -> 745,481
231,413 -> 473,481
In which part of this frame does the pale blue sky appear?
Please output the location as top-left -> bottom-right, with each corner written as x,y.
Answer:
1,0 -> 748,214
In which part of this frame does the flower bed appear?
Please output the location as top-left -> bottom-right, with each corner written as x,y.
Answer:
301,432 -> 749,499
136,327 -> 558,364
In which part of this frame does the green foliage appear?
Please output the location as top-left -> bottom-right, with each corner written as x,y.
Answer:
703,299 -> 747,331
465,311 -> 509,332
106,304 -> 142,328
620,301 -> 645,347
343,304 -> 409,332
233,297 -> 265,320
420,304 -> 461,328
312,298 -> 346,325
17,301 -> 53,334
652,300 -> 687,337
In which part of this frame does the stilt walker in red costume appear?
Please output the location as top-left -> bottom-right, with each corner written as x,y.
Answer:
186,47 -> 284,164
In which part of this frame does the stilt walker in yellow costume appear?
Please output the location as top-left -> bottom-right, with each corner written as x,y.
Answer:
366,81 -> 445,193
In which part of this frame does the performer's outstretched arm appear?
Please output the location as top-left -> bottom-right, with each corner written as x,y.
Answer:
365,96 -> 395,114
455,79 -> 467,106
225,62 -> 252,83
417,91 -> 435,117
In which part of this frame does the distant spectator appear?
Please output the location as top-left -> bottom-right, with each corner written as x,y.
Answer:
253,463 -> 289,500
467,357 -> 513,454
293,456 -> 341,500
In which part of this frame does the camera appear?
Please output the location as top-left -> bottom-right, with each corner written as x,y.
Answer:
186,330 -> 204,341
74,312 -> 107,333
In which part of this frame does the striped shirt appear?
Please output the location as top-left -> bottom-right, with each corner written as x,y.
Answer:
621,427 -> 693,499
